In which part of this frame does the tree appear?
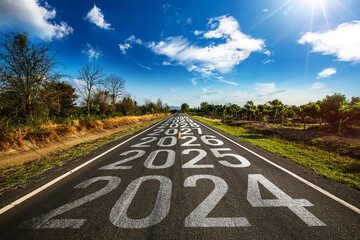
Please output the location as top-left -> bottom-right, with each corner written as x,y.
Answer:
103,74 -> 125,113
117,94 -> 138,115
90,88 -> 112,115
346,102 -> 360,126
145,98 -> 151,113
181,103 -> 190,112
268,99 -> 285,123
42,81 -> 78,117
0,32 -> 62,118
200,102 -> 209,113
147,101 -> 156,114
320,93 -> 347,133
350,97 -> 360,106
301,102 -> 320,129
77,63 -> 105,116
156,98 -> 163,112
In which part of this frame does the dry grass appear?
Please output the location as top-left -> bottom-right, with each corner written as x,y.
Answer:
0,114 -> 168,152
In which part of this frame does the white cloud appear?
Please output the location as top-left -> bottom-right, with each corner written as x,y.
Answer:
82,43 -> 102,61
149,15 -> 268,76
170,88 -> 178,92
127,35 -> 142,45
119,43 -> 131,54
310,82 -> 326,90
85,4 -> 113,30
119,35 -> 143,54
263,59 -> 274,64
162,3 -> 178,15
72,78 -> 86,89
194,30 -> 203,36
264,50 -> 271,56
254,82 -> 285,96
191,78 -> 198,86
298,21 -> 360,63
186,18 -> 192,25
163,4 -> 173,12
202,87 -> 220,96
263,9 -> 269,12
135,62 -> 151,70
162,61 -> 172,66
216,76 -> 238,86
0,0 -> 73,41
317,67 -> 336,79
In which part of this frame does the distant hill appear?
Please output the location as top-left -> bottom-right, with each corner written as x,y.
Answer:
169,106 -> 181,110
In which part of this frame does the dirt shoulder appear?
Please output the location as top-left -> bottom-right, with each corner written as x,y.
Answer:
0,114 -> 168,169
222,120 -> 360,159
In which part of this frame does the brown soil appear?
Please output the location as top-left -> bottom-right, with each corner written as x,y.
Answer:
248,122 -> 360,146
222,120 -> 360,159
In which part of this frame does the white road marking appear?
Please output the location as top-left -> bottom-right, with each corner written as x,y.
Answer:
0,117 -> 169,215
247,174 -> 326,226
110,175 -> 172,228
22,176 -> 121,229
184,174 -> 250,227
194,117 -> 360,215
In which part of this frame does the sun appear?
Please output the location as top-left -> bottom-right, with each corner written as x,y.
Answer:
306,0 -> 325,5
301,0 -> 327,10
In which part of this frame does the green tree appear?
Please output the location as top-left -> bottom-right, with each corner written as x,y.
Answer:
200,101 -> 209,114
350,97 -> 360,105
346,102 -> 360,125
0,32 -> 62,119
90,88 -> 112,115
156,98 -> 163,112
320,93 -> 347,133
117,94 -> 138,115
301,102 -> 320,130
181,103 -> 190,112
268,99 -> 285,123
42,81 -> 78,117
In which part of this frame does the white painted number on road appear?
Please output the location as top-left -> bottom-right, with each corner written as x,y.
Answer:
144,149 -> 175,169
184,175 -> 250,227
182,149 -> 213,168
201,135 -> 224,146
131,137 -> 157,148
158,136 -> 177,147
211,148 -> 250,168
247,174 -> 326,226
100,150 -> 145,170
110,175 -> 171,228
23,176 -> 121,229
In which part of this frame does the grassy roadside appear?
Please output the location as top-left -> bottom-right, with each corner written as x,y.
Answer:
193,116 -> 360,190
0,116 -> 167,193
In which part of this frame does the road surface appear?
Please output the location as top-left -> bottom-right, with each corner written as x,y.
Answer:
0,114 -> 359,239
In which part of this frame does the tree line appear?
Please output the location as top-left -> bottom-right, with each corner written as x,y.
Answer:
0,32 -> 169,129
182,93 -> 360,133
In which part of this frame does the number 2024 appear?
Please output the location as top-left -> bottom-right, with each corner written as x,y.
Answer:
23,174 -> 325,229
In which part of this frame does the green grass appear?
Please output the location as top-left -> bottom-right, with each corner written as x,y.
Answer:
193,116 -> 360,190
0,117 -> 166,193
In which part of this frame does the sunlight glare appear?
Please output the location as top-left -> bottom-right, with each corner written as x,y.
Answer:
305,0 -> 325,7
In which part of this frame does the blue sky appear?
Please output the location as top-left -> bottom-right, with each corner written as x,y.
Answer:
0,0 -> 359,107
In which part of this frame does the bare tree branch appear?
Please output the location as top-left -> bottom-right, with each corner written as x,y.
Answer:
77,63 -> 105,115
103,74 -> 125,112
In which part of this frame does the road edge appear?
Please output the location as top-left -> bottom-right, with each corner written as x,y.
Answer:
0,116 -> 171,215
192,116 -> 360,215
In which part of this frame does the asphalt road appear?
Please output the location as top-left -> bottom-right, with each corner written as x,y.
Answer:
0,114 -> 360,240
